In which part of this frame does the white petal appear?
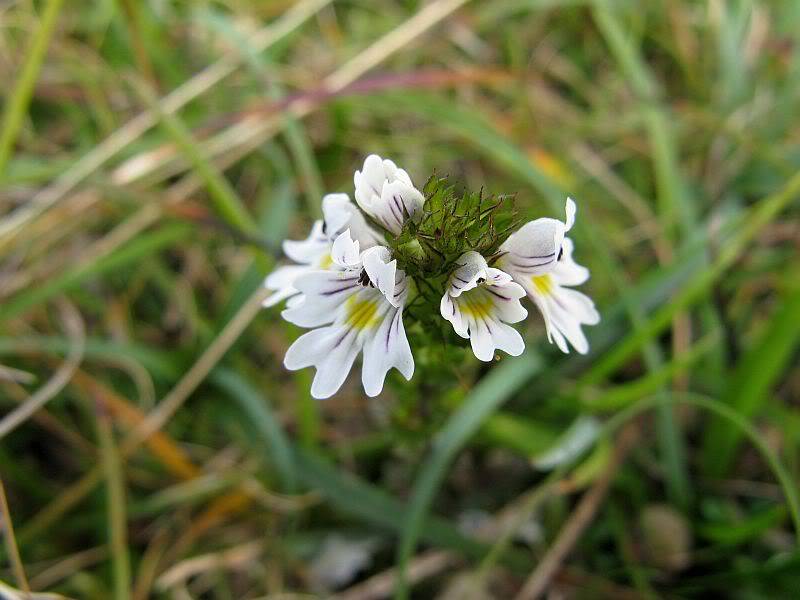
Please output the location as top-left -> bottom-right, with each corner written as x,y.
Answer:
263,264 -> 311,307
498,218 -> 564,276
498,197 -> 579,278
486,267 -> 513,287
383,157 -> 414,187
353,154 -> 387,210
440,293 -> 468,338
442,283 -> 528,361
286,293 -> 306,309
331,230 -> 360,267
376,179 -> 424,235
361,306 -> 414,397
310,334 -> 361,399
361,246 -> 399,306
283,326 -> 361,399
551,327 -> 570,354
265,264 -> 309,290
486,282 -> 528,323
353,154 -> 423,235
486,320 -> 525,357
564,197 -> 576,232
551,238 -> 589,286
282,271 -> 360,327
284,327 -> 337,370
446,251 -> 488,297
322,193 -> 353,236
469,320 -> 496,362
558,287 -> 600,326
323,193 -> 384,249
549,305 -> 590,354
283,221 -> 329,264
263,286 -> 297,308
523,277 -> 598,355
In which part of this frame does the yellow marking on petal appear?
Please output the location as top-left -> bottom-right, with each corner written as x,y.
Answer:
345,296 -> 381,331
458,290 -> 494,320
532,274 -> 553,296
318,253 -> 333,268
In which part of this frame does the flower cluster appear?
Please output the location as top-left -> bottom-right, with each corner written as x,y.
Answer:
264,155 -> 599,399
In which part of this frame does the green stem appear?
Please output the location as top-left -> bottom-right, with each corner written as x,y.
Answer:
0,0 -> 65,178
96,405 -> 131,600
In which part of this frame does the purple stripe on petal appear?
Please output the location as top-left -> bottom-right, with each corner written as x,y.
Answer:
510,258 -> 555,269
518,251 -> 556,260
487,288 -> 510,301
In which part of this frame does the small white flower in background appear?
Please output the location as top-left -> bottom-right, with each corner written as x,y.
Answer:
308,534 -> 380,590
263,193 -> 382,308
440,251 -> 528,361
497,198 -> 599,354
532,415 -> 601,470
262,154 -> 600,398
282,231 -> 414,399
354,154 -> 425,235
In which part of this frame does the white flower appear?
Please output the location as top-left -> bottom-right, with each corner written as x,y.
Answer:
281,230 -> 414,399
497,197 -> 576,276
354,154 -> 425,236
309,535 -> 380,590
497,198 -> 599,354
440,251 -> 528,362
263,194 -> 383,308
321,193 -> 385,249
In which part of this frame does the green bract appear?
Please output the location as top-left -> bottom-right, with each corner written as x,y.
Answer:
391,175 -> 519,275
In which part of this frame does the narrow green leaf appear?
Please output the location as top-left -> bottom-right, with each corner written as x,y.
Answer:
394,354 -> 540,599
591,0 -> 697,509
579,170 -> 800,385
699,505 -> 787,546
0,223 -> 192,325
606,393 -> 800,544
0,336 -> 180,381
225,375 -> 531,571
96,406 -> 131,600
197,8 -> 325,218
583,334 -> 718,411
211,369 -> 296,492
0,0 -> 65,177
131,80 -> 259,237
703,277 -> 800,476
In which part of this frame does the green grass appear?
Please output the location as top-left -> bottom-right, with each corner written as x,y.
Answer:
0,1 -> 799,598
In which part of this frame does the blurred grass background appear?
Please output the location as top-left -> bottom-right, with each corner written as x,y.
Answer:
1,0 -> 799,598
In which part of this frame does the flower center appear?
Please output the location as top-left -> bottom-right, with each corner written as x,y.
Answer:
532,274 -> 553,296
318,253 -> 334,269
345,295 -> 381,330
459,289 -> 494,320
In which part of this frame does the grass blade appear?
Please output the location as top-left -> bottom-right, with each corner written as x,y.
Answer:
211,369 -> 296,492
0,0 -> 65,177
591,1 -> 698,508
225,376 -> 533,571
130,80 -> 259,236
0,223 -> 192,325
702,276 -> 800,476
0,476 -> 30,594
95,401 -> 131,600
606,393 -> 800,544
394,354 -> 540,599
579,169 -> 800,385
